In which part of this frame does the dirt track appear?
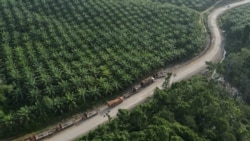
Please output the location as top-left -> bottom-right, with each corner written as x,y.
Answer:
42,0 -> 250,141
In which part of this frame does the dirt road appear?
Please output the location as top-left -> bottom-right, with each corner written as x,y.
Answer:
43,0 -> 250,140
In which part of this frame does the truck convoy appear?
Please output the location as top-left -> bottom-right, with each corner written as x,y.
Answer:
21,73 -> 165,141
22,110 -> 98,141
113,76 -> 155,100
106,76 -> 155,107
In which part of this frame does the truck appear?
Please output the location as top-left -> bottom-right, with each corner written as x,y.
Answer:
153,71 -> 167,78
140,76 -> 154,87
133,85 -> 141,92
85,110 -> 98,119
107,97 -> 124,107
23,127 -> 57,141
74,110 -> 98,122
59,120 -> 74,130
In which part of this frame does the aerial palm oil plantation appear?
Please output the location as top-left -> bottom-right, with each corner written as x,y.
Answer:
78,2 -> 250,141
1,0 -> 249,140
0,0 -> 206,137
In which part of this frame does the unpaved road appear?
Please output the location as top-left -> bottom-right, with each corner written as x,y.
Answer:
43,0 -> 250,141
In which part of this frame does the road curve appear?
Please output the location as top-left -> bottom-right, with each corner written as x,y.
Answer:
43,1 -> 250,141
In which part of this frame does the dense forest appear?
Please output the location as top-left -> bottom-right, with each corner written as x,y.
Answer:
78,76 -> 250,141
0,0 -> 209,138
218,4 -> 250,104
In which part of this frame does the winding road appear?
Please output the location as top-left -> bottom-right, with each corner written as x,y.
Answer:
42,0 -> 250,141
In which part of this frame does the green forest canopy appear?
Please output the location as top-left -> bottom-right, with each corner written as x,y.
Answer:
221,4 -> 250,52
219,4 -> 250,104
78,76 -> 250,141
0,0 -> 208,138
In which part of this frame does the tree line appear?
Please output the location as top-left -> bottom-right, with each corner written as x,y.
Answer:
217,4 -> 250,104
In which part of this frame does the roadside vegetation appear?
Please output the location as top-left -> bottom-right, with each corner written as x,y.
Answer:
218,4 -> 250,104
0,0 -> 207,138
78,76 -> 250,141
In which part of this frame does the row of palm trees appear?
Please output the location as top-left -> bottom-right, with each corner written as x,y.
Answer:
0,0 -> 206,136
152,0 -> 217,11
0,0 -> 203,104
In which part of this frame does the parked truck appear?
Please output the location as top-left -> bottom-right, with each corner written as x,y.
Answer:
140,76 -> 154,87
154,71 -> 167,78
107,97 -> 124,107
133,85 -> 141,92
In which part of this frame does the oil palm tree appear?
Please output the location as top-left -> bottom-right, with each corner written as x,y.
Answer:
77,87 -> 87,103
16,106 -> 31,127
64,92 -> 76,112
